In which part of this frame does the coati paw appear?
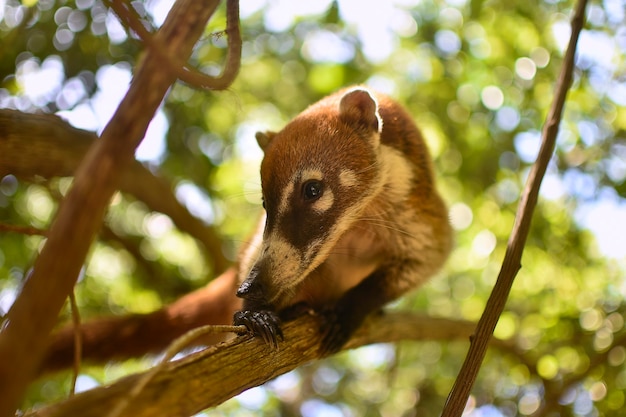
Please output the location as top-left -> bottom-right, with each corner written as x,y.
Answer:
233,310 -> 283,349
319,308 -> 355,356
279,302 -> 314,321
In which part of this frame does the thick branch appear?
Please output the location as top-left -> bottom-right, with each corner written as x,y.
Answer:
0,109 -> 228,273
27,312 -> 478,417
441,1 -> 588,415
0,0 -> 223,414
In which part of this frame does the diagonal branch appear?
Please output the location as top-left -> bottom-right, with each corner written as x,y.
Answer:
0,0 -> 227,415
26,311 -> 480,417
441,0 -> 589,415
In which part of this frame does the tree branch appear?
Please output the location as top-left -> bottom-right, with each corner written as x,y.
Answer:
27,311 -> 479,417
178,0 -> 242,90
441,1 -> 589,415
0,0 -> 225,414
0,109 -> 229,273
0,223 -> 46,236
108,0 -> 241,91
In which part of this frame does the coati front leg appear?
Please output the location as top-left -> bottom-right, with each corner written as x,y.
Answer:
235,259 -> 423,355
319,259 -> 420,355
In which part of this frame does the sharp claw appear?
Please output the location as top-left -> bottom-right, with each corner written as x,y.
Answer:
262,323 -> 273,346
319,309 -> 351,355
268,326 -> 277,347
233,310 -> 282,349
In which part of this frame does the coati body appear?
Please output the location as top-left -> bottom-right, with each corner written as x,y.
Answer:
234,87 -> 452,354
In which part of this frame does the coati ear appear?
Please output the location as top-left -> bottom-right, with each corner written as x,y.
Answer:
339,88 -> 382,143
255,131 -> 277,152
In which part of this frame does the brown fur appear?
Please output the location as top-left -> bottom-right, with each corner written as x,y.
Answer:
235,86 -> 452,353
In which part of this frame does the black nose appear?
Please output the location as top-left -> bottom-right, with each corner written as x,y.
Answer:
236,267 -> 265,301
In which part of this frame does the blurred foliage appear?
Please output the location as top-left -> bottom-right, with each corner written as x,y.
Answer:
1,0 -> 626,415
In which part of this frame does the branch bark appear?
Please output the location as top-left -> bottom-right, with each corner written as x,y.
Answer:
0,109 -> 229,273
441,1 -> 589,415
0,0 -> 227,414
26,312 -> 479,417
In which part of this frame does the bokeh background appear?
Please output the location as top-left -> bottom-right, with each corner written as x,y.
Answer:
1,0 -> 626,415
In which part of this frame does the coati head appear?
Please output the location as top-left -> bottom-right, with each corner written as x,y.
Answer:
237,88 -> 386,309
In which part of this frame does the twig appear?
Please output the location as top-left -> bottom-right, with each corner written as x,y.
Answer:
106,324 -> 245,417
0,223 -> 47,236
441,0 -> 589,415
68,291 -> 82,396
178,0 -> 242,90
108,0 -> 241,91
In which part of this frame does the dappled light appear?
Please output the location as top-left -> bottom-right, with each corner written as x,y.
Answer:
1,0 -> 626,415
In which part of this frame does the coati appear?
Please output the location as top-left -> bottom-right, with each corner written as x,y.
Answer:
234,87 -> 452,355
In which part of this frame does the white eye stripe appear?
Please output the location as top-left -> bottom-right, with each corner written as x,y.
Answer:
277,181 -> 294,217
312,187 -> 334,213
301,168 -> 323,182
278,168 -> 325,216
339,169 -> 358,188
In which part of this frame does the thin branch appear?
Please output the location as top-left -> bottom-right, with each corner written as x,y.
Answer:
0,1 -> 223,415
178,0 -> 242,90
68,291 -> 82,397
0,223 -> 47,236
105,324 -> 246,417
107,0 -> 154,42
108,0 -> 241,91
441,1 -> 589,415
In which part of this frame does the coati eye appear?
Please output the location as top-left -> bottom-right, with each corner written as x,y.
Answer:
302,180 -> 323,201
